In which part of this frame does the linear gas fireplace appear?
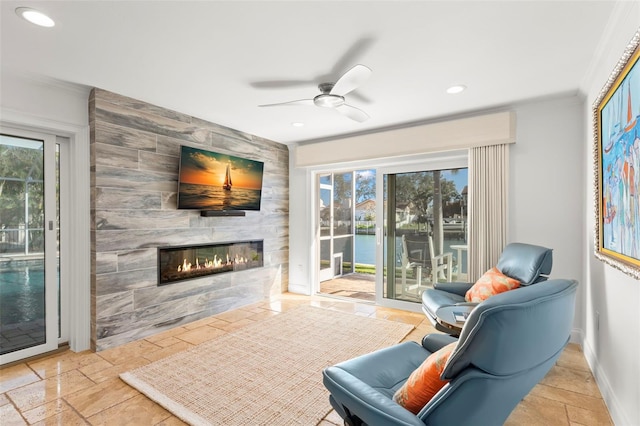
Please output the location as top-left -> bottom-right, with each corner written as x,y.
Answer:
158,240 -> 263,285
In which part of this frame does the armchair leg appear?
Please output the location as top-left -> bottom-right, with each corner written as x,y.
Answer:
343,407 -> 365,426
344,417 -> 364,426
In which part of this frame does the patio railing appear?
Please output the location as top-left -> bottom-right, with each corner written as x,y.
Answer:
0,226 -> 44,254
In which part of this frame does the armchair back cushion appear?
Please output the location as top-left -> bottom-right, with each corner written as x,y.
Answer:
442,279 -> 577,379
420,279 -> 578,426
496,242 -> 552,285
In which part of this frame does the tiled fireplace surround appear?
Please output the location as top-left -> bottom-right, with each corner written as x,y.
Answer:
90,89 -> 289,351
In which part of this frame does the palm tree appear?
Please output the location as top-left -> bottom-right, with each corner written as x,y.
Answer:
432,170 -> 444,255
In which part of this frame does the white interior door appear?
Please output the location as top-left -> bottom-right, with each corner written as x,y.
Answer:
0,128 -> 60,364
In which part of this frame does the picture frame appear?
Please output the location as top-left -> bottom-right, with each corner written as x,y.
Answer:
594,29 -> 640,278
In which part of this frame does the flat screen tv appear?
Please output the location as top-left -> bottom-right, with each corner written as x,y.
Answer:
177,145 -> 264,211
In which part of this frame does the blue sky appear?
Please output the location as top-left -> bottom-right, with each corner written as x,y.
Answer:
441,168 -> 468,193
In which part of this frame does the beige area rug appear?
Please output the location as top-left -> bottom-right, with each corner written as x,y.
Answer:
120,305 -> 414,426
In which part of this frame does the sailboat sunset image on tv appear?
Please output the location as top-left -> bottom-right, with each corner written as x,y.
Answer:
177,146 -> 264,211
223,163 -> 232,191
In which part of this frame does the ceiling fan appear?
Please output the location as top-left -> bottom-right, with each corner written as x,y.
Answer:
258,64 -> 372,123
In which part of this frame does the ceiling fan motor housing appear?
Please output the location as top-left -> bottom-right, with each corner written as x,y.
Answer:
314,94 -> 345,108
315,83 -> 345,108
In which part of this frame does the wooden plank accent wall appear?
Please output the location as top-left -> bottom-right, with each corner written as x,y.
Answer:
89,88 -> 289,351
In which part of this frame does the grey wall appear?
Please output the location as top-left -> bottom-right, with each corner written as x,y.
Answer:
89,88 -> 288,351
509,96 -> 584,291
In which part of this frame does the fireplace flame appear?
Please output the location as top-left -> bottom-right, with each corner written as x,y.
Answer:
159,241 -> 264,286
176,253 -> 248,274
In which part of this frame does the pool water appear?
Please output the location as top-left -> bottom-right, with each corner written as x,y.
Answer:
0,266 -> 45,326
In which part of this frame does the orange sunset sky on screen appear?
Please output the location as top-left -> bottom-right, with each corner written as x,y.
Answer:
180,163 -> 262,190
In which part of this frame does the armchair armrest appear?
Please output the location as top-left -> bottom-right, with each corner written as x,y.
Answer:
322,342 -> 431,426
323,367 -> 425,426
433,281 -> 473,297
422,334 -> 458,352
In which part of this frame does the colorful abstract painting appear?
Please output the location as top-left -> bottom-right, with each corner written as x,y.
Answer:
598,39 -> 640,269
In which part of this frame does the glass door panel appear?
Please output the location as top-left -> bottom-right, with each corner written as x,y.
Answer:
333,172 -> 354,275
319,239 -> 332,280
318,174 -> 333,282
379,167 -> 468,305
0,130 -> 58,363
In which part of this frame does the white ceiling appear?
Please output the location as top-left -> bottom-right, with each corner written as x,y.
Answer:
0,1 -> 618,145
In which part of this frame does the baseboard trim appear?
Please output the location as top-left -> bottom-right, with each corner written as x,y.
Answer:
582,335 -> 630,426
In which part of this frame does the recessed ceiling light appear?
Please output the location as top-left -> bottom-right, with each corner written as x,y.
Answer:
15,7 -> 55,27
446,85 -> 467,94
291,122 -> 305,127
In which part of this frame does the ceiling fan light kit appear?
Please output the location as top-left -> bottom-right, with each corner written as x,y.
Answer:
258,64 -> 372,122
314,94 -> 345,108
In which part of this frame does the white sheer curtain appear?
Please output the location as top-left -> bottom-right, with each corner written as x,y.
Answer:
468,144 -> 509,281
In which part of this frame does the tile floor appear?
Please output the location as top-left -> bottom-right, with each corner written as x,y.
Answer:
1,293 -> 612,425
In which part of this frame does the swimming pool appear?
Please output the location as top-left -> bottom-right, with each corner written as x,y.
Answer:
0,261 -> 45,326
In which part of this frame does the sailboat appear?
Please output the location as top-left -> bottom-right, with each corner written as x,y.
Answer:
624,83 -> 637,133
223,163 -> 232,191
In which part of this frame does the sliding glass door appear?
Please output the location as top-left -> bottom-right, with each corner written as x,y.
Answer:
314,158 -> 467,307
376,163 -> 468,308
0,128 -> 62,364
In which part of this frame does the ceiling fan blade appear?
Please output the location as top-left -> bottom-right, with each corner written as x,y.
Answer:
258,99 -> 315,107
335,104 -> 370,123
331,37 -> 376,78
330,64 -> 372,96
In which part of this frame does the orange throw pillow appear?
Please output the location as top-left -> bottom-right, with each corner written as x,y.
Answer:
465,266 -> 520,303
393,342 -> 457,414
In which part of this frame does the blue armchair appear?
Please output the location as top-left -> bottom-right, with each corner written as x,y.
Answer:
323,278 -> 577,426
421,242 -> 553,334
